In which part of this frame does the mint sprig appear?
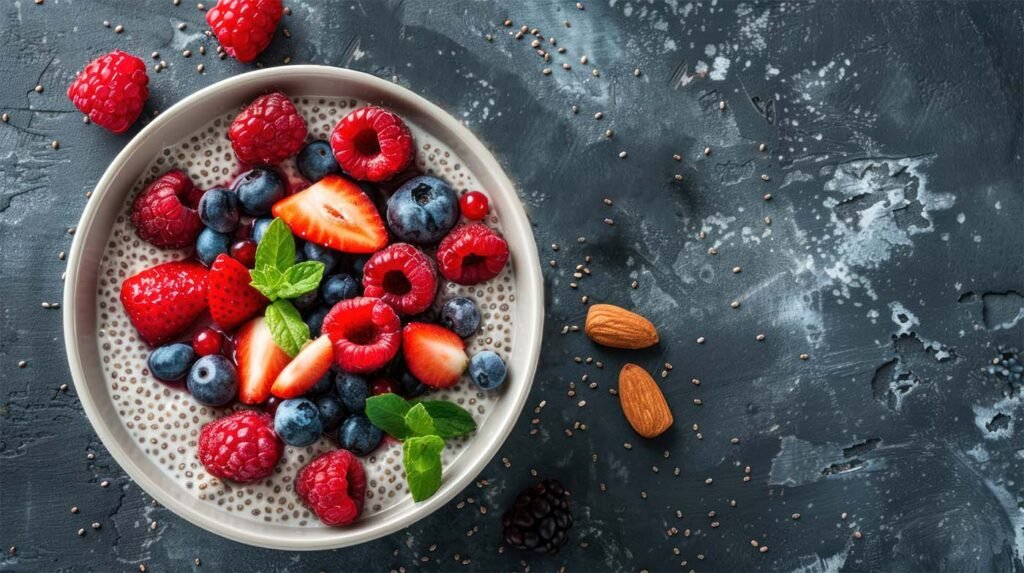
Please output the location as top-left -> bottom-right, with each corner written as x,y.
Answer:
403,436 -> 445,502
264,300 -> 309,357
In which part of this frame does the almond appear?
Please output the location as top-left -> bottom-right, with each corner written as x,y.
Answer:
618,363 -> 673,438
584,304 -> 659,349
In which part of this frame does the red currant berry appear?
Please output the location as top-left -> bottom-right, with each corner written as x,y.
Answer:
192,327 -> 224,356
264,396 -> 282,416
459,191 -> 490,220
370,378 -> 399,396
230,239 -> 258,268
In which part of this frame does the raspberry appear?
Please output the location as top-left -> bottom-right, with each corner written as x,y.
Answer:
361,243 -> 438,315
502,479 -> 573,554
330,106 -> 414,182
436,224 -> 510,285
459,191 -> 490,221
206,0 -> 283,63
130,169 -> 205,249
229,92 -> 308,165
296,450 -> 366,527
197,410 -> 283,483
321,297 -> 401,373
67,50 -> 149,134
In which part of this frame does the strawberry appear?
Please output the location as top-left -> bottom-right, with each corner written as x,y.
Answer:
120,261 -> 209,346
401,322 -> 468,388
234,316 -> 292,404
271,335 -> 334,399
208,253 -> 268,330
271,175 -> 387,254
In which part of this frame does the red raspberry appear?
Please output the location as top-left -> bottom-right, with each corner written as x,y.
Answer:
130,170 -> 205,249
206,0 -> 283,63
228,92 -> 308,165
192,327 -> 224,356
330,106 -> 414,182
197,410 -> 283,483
361,243 -> 438,315
321,297 -> 401,373
296,450 -> 366,527
436,224 -> 510,285
459,191 -> 490,221
67,50 -> 149,134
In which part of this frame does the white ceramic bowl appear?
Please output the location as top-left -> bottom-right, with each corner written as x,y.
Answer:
63,66 -> 543,550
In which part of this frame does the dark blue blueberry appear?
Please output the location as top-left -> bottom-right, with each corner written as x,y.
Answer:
294,239 -> 309,263
196,227 -> 231,266
306,372 -> 334,397
147,343 -> 196,382
304,305 -> 330,338
316,394 -> 347,432
335,372 -> 368,413
197,188 -> 240,233
469,350 -> 507,391
292,288 -> 320,310
397,370 -> 428,398
296,140 -> 340,182
351,255 -> 369,277
303,242 -> 341,274
321,273 -> 360,305
186,355 -> 238,406
386,176 -> 459,244
233,168 -> 284,216
439,297 -> 481,338
274,398 -> 323,447
252,218 -> 274,243
337,414 -> 382,456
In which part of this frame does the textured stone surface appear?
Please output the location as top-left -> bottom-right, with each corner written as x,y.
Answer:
1,1 -> 1022,571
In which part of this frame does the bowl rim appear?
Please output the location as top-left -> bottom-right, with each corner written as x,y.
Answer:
62,65 -> 544,550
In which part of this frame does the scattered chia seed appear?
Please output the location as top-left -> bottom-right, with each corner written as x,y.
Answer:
841,512 -> 849,520
759,546 -> 769,553
764,216 -> 772,225
59,383 -> 68,392
854,531 -> 863,539
531,39 -> 540,48
91,522 -> 101,529
756,333 -> 766,341
103,20 -> 110,27
594,111 -> 603,119
718,100 -> 726,110
708,247 -> 718,255
485,34 -> 493,41
178,22 -> 187,30
673,174 -> 683,181
696,336 -> 706,344
18,360 -> 26,368
800,353 -> 809,361
605,129 -> 613,138
77,528 -> 86,536
592,69 -> 600,77
100,480 -> 109,488
197,64 -> 205,73
730,301 -> 740,309
732,266 -> 741,273
623,442 -> 632,450
580,55 -> 588,65
703,146 -> 711,156
152,51 -> 160,59
34,85 -> 43,93
603,218 -> 613,225
183,49 -> 192,57
760,174 -> 770,181
114,24 -> 124,33
618,151 -> 627,158
1,112 -> 8,122
759,143 -> 767,152
633,68 -> 641,77
503,19 -> 512,26
693,399 -> 703,405
58,251 -> 65,260
631,280 -> 638,289
791,513 -> 801,520
705,478 -> 712,485
672,154 -> 681,161
542,68 -> 552,75
562,63 -> 571,70
691,378 -> 700,385
731,437 -> 740,444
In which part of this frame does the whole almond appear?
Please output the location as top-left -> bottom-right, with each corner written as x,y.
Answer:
618,363 -> 673,438
584,304 -> 659,349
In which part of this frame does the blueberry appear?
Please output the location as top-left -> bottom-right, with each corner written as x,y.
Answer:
147,343 -> 196,382
304,305 -> 330,338
233,168 -> 285,216
397,370 -> 428,398
316,395 -> 347,432
306,372 -> 334,397
335,372 -> 368,413
274,398 -> 323,447
337,414 -> 382,456
196,227 -> 232,266
386,175 -> 459,244
294,239 -> 309,263
292,288 -> 320,310
469,350 -> 507,391
303,242 -> 341,274
252,218 -> 274,243
439,297 -> 481,338
321,274 -> 360,305
351,255 -> 369,277
197,188 -> 240,233
186,355 -> 238,406
297,140 -> 340,182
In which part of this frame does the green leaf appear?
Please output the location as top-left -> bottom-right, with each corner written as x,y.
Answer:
403,435 -> 444,502
249,265 -> 285,300
276,261 -> 326,299
404,403 -> 437,437
419,401 -> 477,438
264,299 -> 308,357
365,394 -> 413,439
255,218 -> 296,272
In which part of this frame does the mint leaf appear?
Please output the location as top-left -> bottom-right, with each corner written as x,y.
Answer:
255,218 -> 295,272
365,394 -> 413,439
419,401 -> 477,438
404,403 -> 437,437
276,261 -> 326,299
249,265 -> 285,300
264,299 -> 308,357
403,435 -> 444,502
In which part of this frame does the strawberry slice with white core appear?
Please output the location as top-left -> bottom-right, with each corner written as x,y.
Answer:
208,253 -> 268,330
271,174 -> 387,254
401,322 -> 468,388
234,316 -> 292,404
271,335 -> 334,399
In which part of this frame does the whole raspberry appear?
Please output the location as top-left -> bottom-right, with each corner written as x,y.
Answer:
229,92 -> 308,165
436,223 -> 510,285
130,169 -> 205,249
66,50 -> 149,134
198,410 -> 283,483
206,0 -> 283,63
502,479 -> 573,554
296,450 -> 367,527
330,106 -> 414,182
361,243 -> 438,315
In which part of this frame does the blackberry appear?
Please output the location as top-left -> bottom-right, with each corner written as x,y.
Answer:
502,479 -> 573,554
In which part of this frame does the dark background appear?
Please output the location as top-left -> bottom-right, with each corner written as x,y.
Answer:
2,1 -> 1022,571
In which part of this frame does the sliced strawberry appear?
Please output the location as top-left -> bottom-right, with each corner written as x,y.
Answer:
401,322 -> 468,388
208,254 -> 269,330
120,261 -> 209,346
271,335 -> 334,399
234,316 -> 292,404
271,174 -> 387,254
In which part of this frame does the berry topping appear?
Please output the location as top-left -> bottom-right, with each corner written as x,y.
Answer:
120,261 -> 209,346
459,191 -> 491,220
370,378 -> 399,396
320,273 -> 360,305
502,479 -> 573,554
329,106 -> 414,182
67,50 -> 149,134
273,398 -> 323,447
385,176 -> 459,245
401,322 -> 468,389
295,449 -> 366,527
205,0 -> 283,63
303,242 -> 342,275
271,335 -> 334,399
316,395 -> 347,432
198,410 -> 283,483
130,170 -> 204,249
191,328 -> 225,357
147,343 -> 197,382
335,372 -> 369,413
230,239 -> 258,268
469,350 -> 507,391
197,188 -> 241,233
228,92 -> 307,165
196,228 -> 232,266
439,297 -> 481,338
187,355 -> 239,406
233,168 -> 286,216
297,140 -> 341,182
208,253 -> 269,330
361,243 -> 438,315
436,224 -> 510,285
234,316 -> 292,404
272,175 -> 388,254
337,415 -> 382,457
321,297 -> 401,373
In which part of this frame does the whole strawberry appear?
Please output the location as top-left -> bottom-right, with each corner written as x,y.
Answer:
130,170 -> 205,249
296,450 -> 366,526
67,50 -> 149,134
206,0 -> 283,63
120,261 -> 209,346
229,92 -> 308,165
198,410 -> 283,483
